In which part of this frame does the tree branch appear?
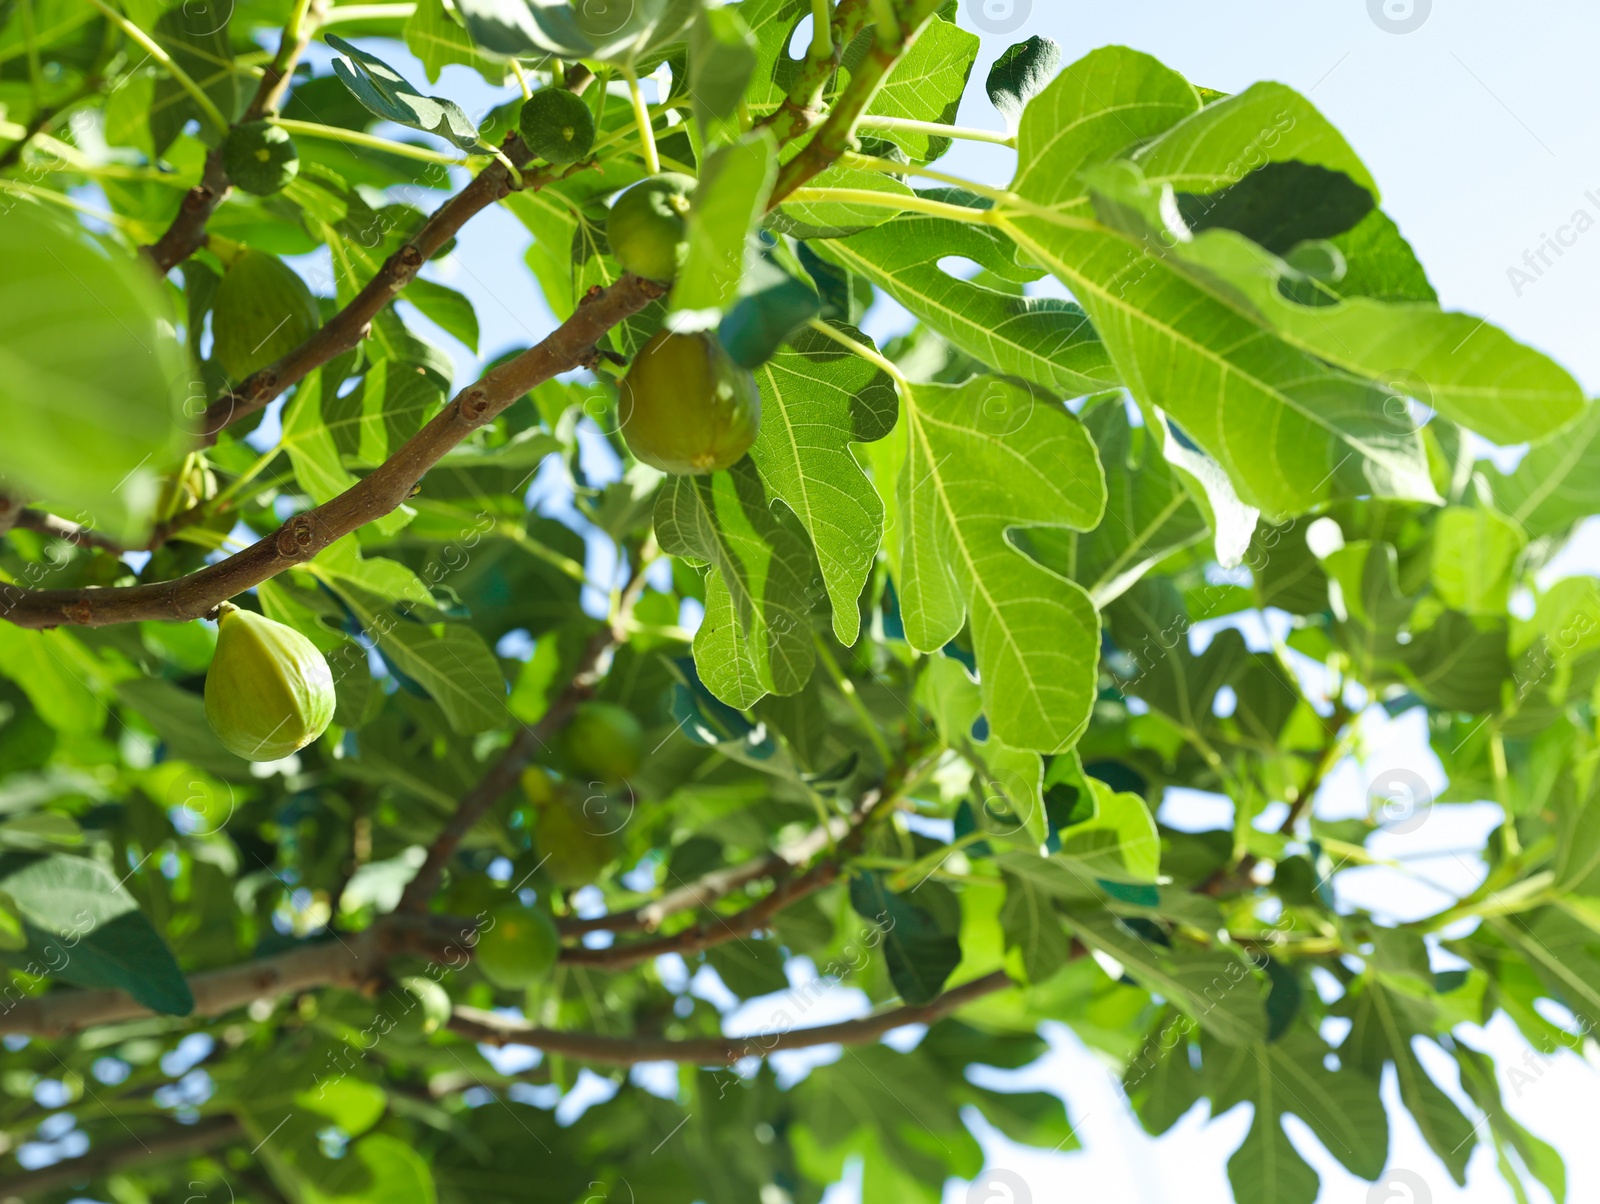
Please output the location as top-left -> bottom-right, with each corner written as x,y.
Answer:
8,505 -> 135,553
192,67 -> 597,441
144,148 -> 231,275
558,857 -> 844,970
0,494 -> 22,539
0,1116 -> 243,1200
770,0 -> 946,203
446,970 -> 1013,1066
754,0 -> 870,148
0,915 -> 467,1039
246,0 -> 328,123
142,1 -> 328,274
556,754 -> 919,964
0,274 -> 666,629
0,767 -> 904,1037
195,134 -> 546,444
397,538 -> 653,912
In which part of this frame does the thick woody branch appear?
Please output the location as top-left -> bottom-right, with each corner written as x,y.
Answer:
0,274 -> 666,629
0,776 -> 893,1037
0,916 -> 466,1039
0,1116 -> 243,1200
447,970 -> 1013,1066
144,148 -> 230,275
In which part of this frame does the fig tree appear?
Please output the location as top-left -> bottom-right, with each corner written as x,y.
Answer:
606,173 -> 696,281
204,603 -> 335,762
222,121 -> 299,196
474,902 -> 560,989
563,702 -> 644,781
518,88 -> 595,164
211,249 -> 320,381
620,331 -> 761,474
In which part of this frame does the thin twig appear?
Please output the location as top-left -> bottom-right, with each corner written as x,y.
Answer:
398,541 -> 655,912
196,134 -> 543,442
447,970 -> 1013,1065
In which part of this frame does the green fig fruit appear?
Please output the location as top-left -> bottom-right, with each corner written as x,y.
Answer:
606,173 -> 696,281
222,120 -> 299,196
211,249 -> 320,381
204,603 -> 335,761
518,88 -> 595,165
563,701 -> 644,782
620,331 -> 761,474
524,771 -> 622,889
475,902 -> 560,989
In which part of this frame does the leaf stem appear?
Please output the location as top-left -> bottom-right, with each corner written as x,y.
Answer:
510,58 -> 533,101
318,3 -> 417,25
83,0 -> 230,135
809,0 -> 835,67
784,185 -> 998,226
622,69 -> 660,174
814,632 -> 894,765
271,117 -> 468,166
0,181 -> 144,232
805,317 -> 910,394
480,140 -> 524,187
854,115 -> 1014,147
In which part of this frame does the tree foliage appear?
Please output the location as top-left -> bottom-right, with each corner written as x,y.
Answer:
0,2 -> 1592,1202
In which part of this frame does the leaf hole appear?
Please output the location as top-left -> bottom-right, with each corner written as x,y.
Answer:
936,255 -> 986,281
787,13 -> 815,61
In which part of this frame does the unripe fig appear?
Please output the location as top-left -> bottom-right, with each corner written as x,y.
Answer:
563,702 -> 644,782
620,331 -> 761,474
222,121 -> 299,196
204,603 -> 335,761
606,173 -> 696,281
518,88 -> 595,164
211,250 -> 320,381
475,902 -> 560,989
523,770 -> 622,889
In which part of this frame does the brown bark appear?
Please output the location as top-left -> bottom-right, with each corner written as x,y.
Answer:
0,275 -> 665,629
446,970 -> 1014,1066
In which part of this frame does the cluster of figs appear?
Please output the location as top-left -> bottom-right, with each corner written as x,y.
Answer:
198,87 -> 747,985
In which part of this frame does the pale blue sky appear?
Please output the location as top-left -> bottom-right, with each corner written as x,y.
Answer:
313,4 -> 1600,1202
